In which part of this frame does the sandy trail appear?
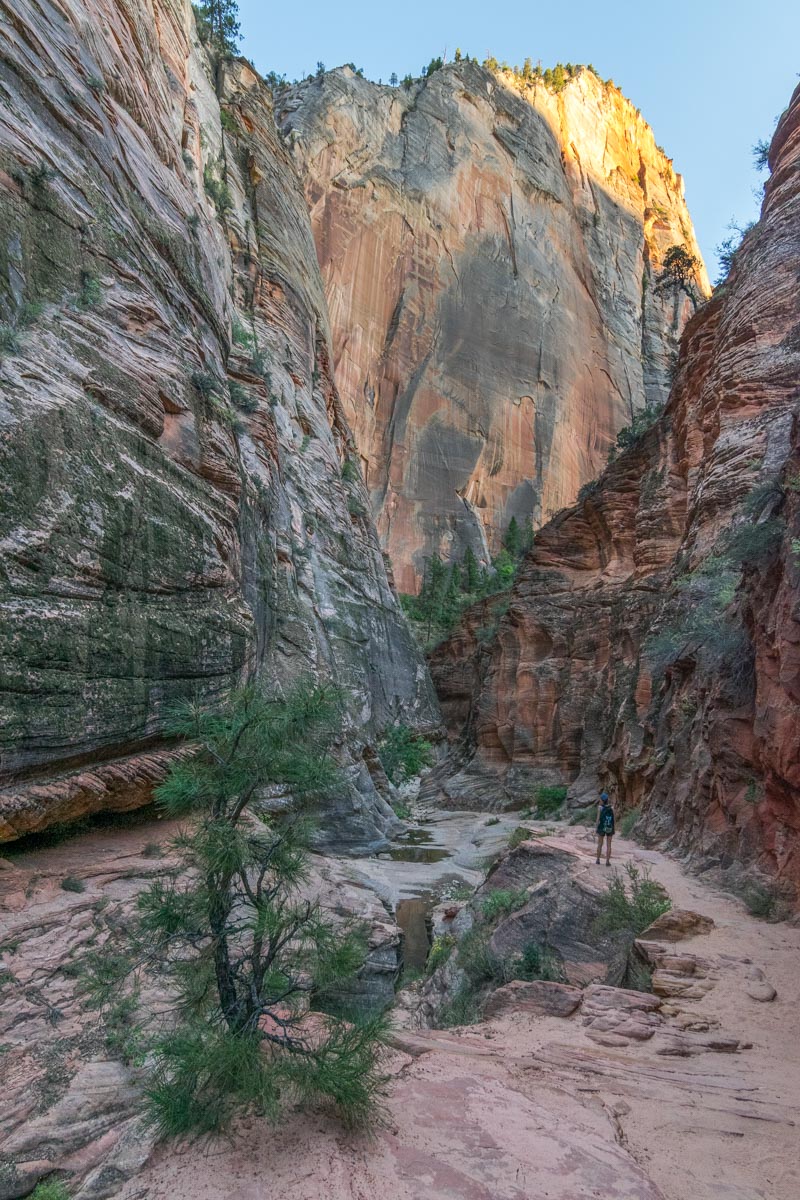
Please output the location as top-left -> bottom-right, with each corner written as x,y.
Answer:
2,816 -> 798,1199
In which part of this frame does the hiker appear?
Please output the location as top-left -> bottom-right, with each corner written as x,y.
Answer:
596,792 -> 615,865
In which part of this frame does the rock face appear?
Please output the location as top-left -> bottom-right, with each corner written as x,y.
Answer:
279,63 -> 707,590
431,82 -> 800,900
0,0 -> 437,846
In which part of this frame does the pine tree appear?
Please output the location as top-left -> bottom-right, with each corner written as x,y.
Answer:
463,546 -> 480,593
502,516 -> 521,558
84,684 -> 385,1137
193,0 -> 241,57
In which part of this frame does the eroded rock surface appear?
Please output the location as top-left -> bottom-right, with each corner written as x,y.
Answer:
430,81 -> 800,901
0,0 -> 437,847
280,64 -> 707,589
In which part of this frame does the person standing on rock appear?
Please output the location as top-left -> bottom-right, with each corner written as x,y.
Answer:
596,792 -> 615,866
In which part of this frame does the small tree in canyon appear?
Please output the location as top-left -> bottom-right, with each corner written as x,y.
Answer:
86,683 -> 385,1137
193,0 -> 241,57
657,244 -> 700,303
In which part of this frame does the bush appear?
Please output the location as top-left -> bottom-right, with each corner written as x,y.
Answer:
340,458 -> 360,483
32,1182 -> 72,1200
724,519 -> 784,566
507,826 -> 532,850
203,163 -> 232,216
534,785 -> 567,817
78,269 -> 102,309
618,808 -> 640,837
594,863 -> 670,937
378,724 -> 434,785
61,876 -> 85,893
479,888 -> 528,922
511,942 -> 563,983
0,325 -> 19,355
739,883 -> 781,920
426,935 -> 455,975
437,983 -> 480,1027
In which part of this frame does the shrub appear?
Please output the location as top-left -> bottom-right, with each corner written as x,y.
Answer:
594,863 -> 670,937
618,808 -> 641,837
724,518 -> 784,566
455,927 -> 502,987
87,73 -> 106,93
390,798 -> 411,820
485,816 -> 500,826
739,883 -> 781,920
61,876 -> 85,893
78,270 -> 102,309
141,842 -> 163,859
511,942 -> 563,983
426,935 -> 455,975
341,458 -> 360,483
219,108 -> 237,133
229,381 -> 257,412
378,724 -> 434,785
231,318 -> 253,348
534,785 -> 567,817
479,888 -> 528,922
83,683 -> 386,1138
32,1182 -> 72,1200
0,325 -> 19,355
437,983 -> 480,1027
347,495 -> 366,518
191,370 -> 218,397
203,163 -> 232,216
507,826 -> 532,850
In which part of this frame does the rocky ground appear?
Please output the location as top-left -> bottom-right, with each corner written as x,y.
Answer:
1,811 -> 797,1200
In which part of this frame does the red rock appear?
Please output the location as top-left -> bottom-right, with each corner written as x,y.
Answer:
431,80 -> 800,905
483,979 -> 583,1019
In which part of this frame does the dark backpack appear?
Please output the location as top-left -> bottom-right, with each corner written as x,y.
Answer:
598,805 -> 615,834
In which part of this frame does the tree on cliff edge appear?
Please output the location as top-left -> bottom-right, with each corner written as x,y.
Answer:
657,245 -> 700,303
193,0 -> 241,57
86,683 -> 386,1137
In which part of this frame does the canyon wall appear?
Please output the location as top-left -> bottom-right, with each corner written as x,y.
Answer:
0,0 -> 437,847
280,63 -> 707,591
430,81 -> 800,900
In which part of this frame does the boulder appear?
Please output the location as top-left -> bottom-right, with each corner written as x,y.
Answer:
483,980 -> 583,1020
641,909 -> 715,941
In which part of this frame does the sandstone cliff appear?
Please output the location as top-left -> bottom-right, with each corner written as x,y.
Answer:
280,63 -> 708,591
430,82 -> 800,902
0,0 -> 437,847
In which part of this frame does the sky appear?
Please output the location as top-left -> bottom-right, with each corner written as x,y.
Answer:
237,0 -> 800,278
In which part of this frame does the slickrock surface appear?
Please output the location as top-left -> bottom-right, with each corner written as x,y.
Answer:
0,0 -> 437,846
3,820 -> 797,1200
430,81 -> 800,900
280,63 -> 707,589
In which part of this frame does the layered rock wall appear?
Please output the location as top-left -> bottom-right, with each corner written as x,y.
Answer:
430,82 -> 800,899
280,63 -> 707,590
0,0 -> 437,846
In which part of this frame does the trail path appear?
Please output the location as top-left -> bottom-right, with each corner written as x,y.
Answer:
1,815 -> 798,1199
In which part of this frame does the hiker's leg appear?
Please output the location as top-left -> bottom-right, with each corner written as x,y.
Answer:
596,834 -> 603,863
605,835 -> 612,864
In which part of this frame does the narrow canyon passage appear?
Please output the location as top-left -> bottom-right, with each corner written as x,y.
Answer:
2,806 -> 797,1200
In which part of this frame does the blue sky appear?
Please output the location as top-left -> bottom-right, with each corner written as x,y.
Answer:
238,0 -> 799,278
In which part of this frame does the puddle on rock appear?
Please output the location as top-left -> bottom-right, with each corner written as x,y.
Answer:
386,845 -> 451,863
383,826 -> 452,863
395,894 -> 433,972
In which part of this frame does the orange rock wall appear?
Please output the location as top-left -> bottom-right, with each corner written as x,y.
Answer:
281,64 -> 707,591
